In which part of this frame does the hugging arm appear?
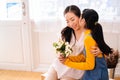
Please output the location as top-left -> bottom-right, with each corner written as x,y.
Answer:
64,35 -> 96,70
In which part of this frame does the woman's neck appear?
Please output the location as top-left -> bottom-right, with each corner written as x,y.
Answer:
74,28 -> 85,41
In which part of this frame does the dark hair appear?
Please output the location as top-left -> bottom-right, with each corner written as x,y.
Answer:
61,5 -> 81,43
61,26 -> 74,43
82,9 -> 112,55
64,5 -> 81,18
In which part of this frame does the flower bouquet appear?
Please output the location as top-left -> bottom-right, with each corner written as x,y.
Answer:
53,39 -> 73,57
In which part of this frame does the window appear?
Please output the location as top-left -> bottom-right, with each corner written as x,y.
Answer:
29,0 -> 120,32
0,0 -> 22,20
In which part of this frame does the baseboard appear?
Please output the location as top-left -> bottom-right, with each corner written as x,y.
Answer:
0,63 -> 31,71
32,64 -> 50,72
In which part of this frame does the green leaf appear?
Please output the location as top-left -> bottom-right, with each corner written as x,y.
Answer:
53,42 -> 58,47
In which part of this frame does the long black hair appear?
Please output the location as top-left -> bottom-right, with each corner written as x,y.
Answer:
82,9 -> 112,55
61,5 -> 81,43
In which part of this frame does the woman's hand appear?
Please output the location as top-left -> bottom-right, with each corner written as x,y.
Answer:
90,46 -> 102,56
58,53 -> 67,64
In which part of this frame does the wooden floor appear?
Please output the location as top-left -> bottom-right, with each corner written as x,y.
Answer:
0,70 -> 43,80
0,69 -> 120,80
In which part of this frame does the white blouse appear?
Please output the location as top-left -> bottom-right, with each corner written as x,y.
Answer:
52,32 -> 85,79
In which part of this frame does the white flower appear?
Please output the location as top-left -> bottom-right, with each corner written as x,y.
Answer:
53,39 -> 73,57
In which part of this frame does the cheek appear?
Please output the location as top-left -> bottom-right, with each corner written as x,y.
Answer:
68,26 -> 72,28
67,23 -> 70,27
81,22 -> 86,27
66,24 -> 71,28
80,22 -> 84,25
79,21 -> 84,26
76,19 -> 80,25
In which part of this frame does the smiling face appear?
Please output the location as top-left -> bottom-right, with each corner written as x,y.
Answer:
65,12 -> 80,31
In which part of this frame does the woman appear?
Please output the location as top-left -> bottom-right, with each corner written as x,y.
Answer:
45,5 -> 101,80
60,9 -> 112,80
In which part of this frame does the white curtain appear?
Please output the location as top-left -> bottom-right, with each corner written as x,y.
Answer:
29,0 -> 120,32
